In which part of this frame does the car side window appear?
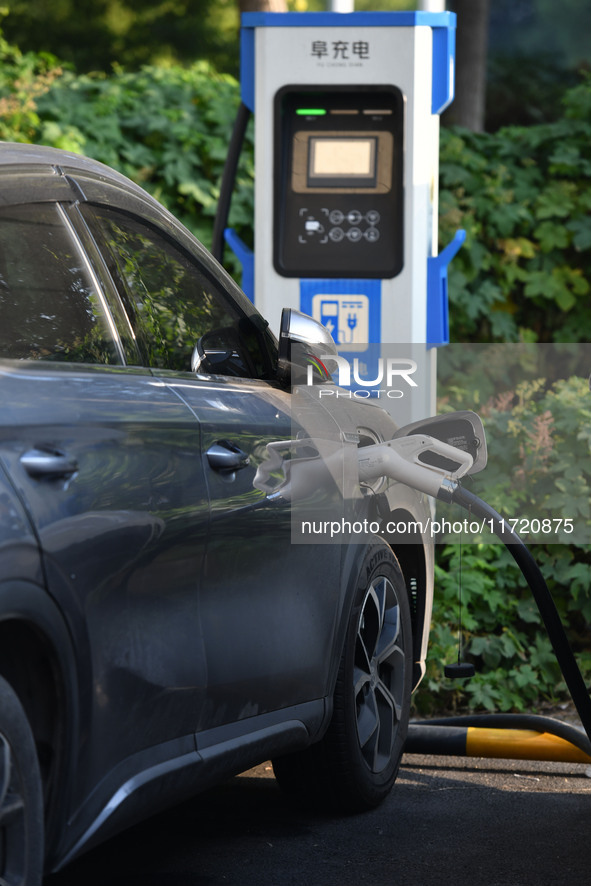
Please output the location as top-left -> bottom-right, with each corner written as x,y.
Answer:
0,203 -> 122,364
83,205 -> 267,377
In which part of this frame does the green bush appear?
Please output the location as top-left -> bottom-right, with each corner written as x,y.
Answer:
421,370 -> 591,714
0,29 -> 62,142
434,78 -> 591,712
440,75 -> 591,344
1,0 -> 241,77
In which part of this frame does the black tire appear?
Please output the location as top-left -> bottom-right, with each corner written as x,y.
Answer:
273,541 -> 412,813
0,676 -> 44,885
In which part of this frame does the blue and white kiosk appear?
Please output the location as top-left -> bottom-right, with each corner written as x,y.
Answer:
221,11 -> 464,424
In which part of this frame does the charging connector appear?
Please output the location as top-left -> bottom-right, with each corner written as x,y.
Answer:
357,434 -> 473,500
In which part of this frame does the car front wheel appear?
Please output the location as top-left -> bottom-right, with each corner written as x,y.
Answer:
274,541 -> 412,812
0,675 -> 44,885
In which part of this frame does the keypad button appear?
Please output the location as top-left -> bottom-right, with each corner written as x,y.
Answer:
329,227 -> 345,242
366,210 -> 381,225
329,209 -> 344,225
364,227 -> 380,242
347,210 -> 362,225
347,227 -> 362,242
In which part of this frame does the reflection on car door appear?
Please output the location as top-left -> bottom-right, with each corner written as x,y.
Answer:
0,201 -> 209,815
83,203 -> 345,734
160,373 -> 345,734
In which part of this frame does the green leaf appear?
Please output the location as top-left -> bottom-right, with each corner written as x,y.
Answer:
534,221 -> 569,253
568,217 -> 591,251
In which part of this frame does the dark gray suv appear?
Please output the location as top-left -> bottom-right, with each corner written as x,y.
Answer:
0,142 -> 433,881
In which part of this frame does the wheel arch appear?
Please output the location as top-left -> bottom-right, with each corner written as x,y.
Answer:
385,506 -> 434,691
274,535 -> 413,812
0,580 -> 80,868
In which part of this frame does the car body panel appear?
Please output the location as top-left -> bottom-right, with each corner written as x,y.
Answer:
157,370 -> 345,731
0,458 -> 43,586
0,360 -> 209,810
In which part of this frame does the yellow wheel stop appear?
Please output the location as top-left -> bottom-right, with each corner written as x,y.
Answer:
465,727 -> 591,764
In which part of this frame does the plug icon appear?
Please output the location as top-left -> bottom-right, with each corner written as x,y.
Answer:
346,313 -> 358,343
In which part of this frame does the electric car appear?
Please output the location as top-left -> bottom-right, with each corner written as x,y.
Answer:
0,142 -> 434,880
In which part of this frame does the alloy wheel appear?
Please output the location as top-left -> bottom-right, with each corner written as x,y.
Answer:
0,733 -> 26,886
354,576 -> 406,773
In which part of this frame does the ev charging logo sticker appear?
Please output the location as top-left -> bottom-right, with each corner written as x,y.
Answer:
311,293 -> 369,351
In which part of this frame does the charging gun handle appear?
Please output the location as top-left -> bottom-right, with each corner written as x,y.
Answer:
358,435 -> 473,499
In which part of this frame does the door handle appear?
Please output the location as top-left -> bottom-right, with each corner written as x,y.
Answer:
20,448 -> 79,479
206,441 -> 250,473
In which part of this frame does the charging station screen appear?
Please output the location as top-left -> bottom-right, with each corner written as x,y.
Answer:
308,137 -> 377,186
274,85 -> 404,279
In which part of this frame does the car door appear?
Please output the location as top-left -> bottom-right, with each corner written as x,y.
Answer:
0,197 -> 209,813
79,200 -> 346,735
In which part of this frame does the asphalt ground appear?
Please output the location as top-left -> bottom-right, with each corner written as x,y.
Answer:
45,752 -> 591,886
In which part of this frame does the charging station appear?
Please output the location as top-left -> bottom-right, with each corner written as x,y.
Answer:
223,10 -> 464,424
211,12 -> 591,772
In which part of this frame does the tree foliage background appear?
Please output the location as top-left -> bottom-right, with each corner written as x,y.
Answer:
1,0 -> 242,74
1,5 -> 591,714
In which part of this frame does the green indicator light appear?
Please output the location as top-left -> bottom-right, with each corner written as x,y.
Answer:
296,108 -> 326,116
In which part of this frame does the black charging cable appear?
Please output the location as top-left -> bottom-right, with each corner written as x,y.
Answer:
449,484 -> 591,744
211,101 -> 251,264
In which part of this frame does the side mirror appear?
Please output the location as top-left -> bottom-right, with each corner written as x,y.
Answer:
277,308 -> 338,384
393,410 -> 487,474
